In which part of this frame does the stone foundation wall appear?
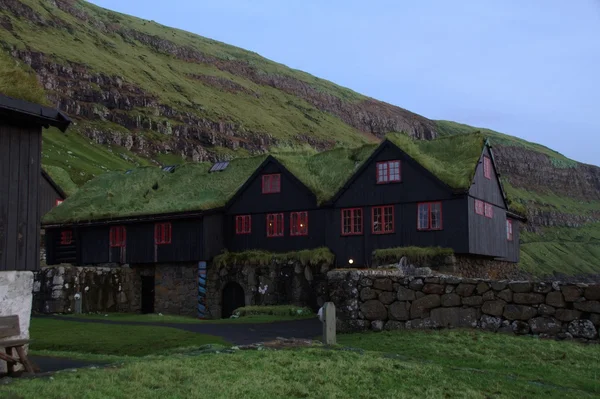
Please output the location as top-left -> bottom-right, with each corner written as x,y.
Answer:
206,260 -> 331,318
153,263 -> 197,316
328,269 -> 600,342
33,266 -> 139,314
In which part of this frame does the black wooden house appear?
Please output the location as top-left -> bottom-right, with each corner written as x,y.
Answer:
42,133 -> 524,315
0,94 -> 70,271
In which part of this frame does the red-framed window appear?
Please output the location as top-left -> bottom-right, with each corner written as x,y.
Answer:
154,222 -> 172,245
483,156 -> 492,179
484,203 -> 494,219
341,208 -> 363,236
290,212 -> 308,236
55,199 -> 64,206
417,202 -> 443,231
376,160 -> 401,184
506,219 -> 513,241
110,226 -> 126,247
475,199 -> 484,215
60,230 -> 73,245
266,213 -> 284,237
235,215 -> 251,235
262,174 -> 281,194
372,205 -> 394,234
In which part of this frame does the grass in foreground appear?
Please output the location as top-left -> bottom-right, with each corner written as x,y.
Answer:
5,335 -> 599,399
30,318 -> 228,356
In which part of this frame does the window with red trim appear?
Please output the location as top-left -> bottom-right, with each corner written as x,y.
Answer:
110,226 -> 126,247
376,160 -> 401,183
372,206 -> 394,234
262,174 -> 281,194
341,208 -> 363,235
60,230 -> 73,245
506,219 -> 513,241
483,156 -> 492,179
484,203 -> 493,219
266,213 -> 284,237
55,199 -> 64,206
475,199 -> 484,215
417,202 -> 443,231
235,215 -> 251,235
154,222 -> 172,245
290,212 -> 308,236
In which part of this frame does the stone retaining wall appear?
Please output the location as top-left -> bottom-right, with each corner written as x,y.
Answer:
206,260 -> 331,318
328,269 -> 600,342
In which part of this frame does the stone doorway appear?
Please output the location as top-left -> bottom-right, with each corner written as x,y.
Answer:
141,275 -> 155,314
221,282 -> 245,318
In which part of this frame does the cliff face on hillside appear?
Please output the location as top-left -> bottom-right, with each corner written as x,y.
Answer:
1,0 -> 599,275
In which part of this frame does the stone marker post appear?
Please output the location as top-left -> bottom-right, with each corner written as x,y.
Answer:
74,292 -> 82,314
322,302 -> 336,345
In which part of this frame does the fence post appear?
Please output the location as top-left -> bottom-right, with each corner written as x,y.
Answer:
322,302 -> 336,345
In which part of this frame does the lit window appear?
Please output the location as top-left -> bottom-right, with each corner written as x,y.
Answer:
262,174 -> 281,194
235,215 -> 251,235
154,222 -> 172,245
475,199 -> 484,215
372,206 -> 394,234
484,203 -> 494,219
483,156 -> 492,180
110,226 -> 126,247
376,160 -> 401,183
417,202 -> 443,231
55,199 -> 64,206
341,208 -> 363,236
266,213 -> 284,237
290,212 -> 308,236
507,219 -> 513,241
60,230 -> 73,245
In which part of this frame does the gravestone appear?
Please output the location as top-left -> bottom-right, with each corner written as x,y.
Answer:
322,302 -> 336,345
74,292 -> 82,314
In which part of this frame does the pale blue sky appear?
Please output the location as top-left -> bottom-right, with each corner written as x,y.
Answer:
89,0 -> 600,166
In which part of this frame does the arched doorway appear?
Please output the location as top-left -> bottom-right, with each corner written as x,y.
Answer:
221,282 -> 245,318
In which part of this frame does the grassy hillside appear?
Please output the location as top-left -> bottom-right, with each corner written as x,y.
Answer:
1,0 -> 598,276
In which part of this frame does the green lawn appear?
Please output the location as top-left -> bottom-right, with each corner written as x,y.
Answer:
4,330 -> 599,398
8,319 -> 597,398
29,318 -> 228,356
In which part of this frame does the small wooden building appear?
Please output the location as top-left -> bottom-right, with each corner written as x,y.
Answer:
40,169 -> 67,218
0,94 -> 71,271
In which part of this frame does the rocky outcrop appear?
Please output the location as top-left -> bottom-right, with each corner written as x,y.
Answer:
329,269 -> 600,342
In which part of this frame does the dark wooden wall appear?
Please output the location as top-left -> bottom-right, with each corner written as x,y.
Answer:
505,219 -> 520,263
0,123 -> 42,271
226,209 -> 327,253
226,158 -> 322,253
467,197 -> 510,259
469,147 -> 505,208
40,174 -> 64,218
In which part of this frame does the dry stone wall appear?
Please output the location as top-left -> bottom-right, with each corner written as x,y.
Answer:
328,270 -> 600,342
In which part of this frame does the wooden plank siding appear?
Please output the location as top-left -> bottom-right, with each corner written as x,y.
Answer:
329,142 -> 470,266
467,197 -> 510,259
0,123 -> 42,271
225,158 -> 322,254
40,173 -> 65,218
468,147 -> 506,208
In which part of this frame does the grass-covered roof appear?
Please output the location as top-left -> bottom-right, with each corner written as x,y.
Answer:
43,144 -> 378,224
386,132 -> 486,190
43,133 -> 488,224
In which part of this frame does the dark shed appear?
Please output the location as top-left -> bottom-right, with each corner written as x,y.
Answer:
40,169 -> 67,218
0,94 -> 70,271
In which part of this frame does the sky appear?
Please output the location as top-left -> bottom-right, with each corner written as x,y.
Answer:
88,0 -> 600,166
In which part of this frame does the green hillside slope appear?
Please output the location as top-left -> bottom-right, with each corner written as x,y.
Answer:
1,0 -> 599,277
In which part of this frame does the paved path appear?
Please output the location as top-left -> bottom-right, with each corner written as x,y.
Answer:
37,316 -> 322,345
29,356 -> 110,373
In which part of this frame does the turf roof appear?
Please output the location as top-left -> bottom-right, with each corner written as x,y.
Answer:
43,133 -> 487,224
385,132 -> 486,190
